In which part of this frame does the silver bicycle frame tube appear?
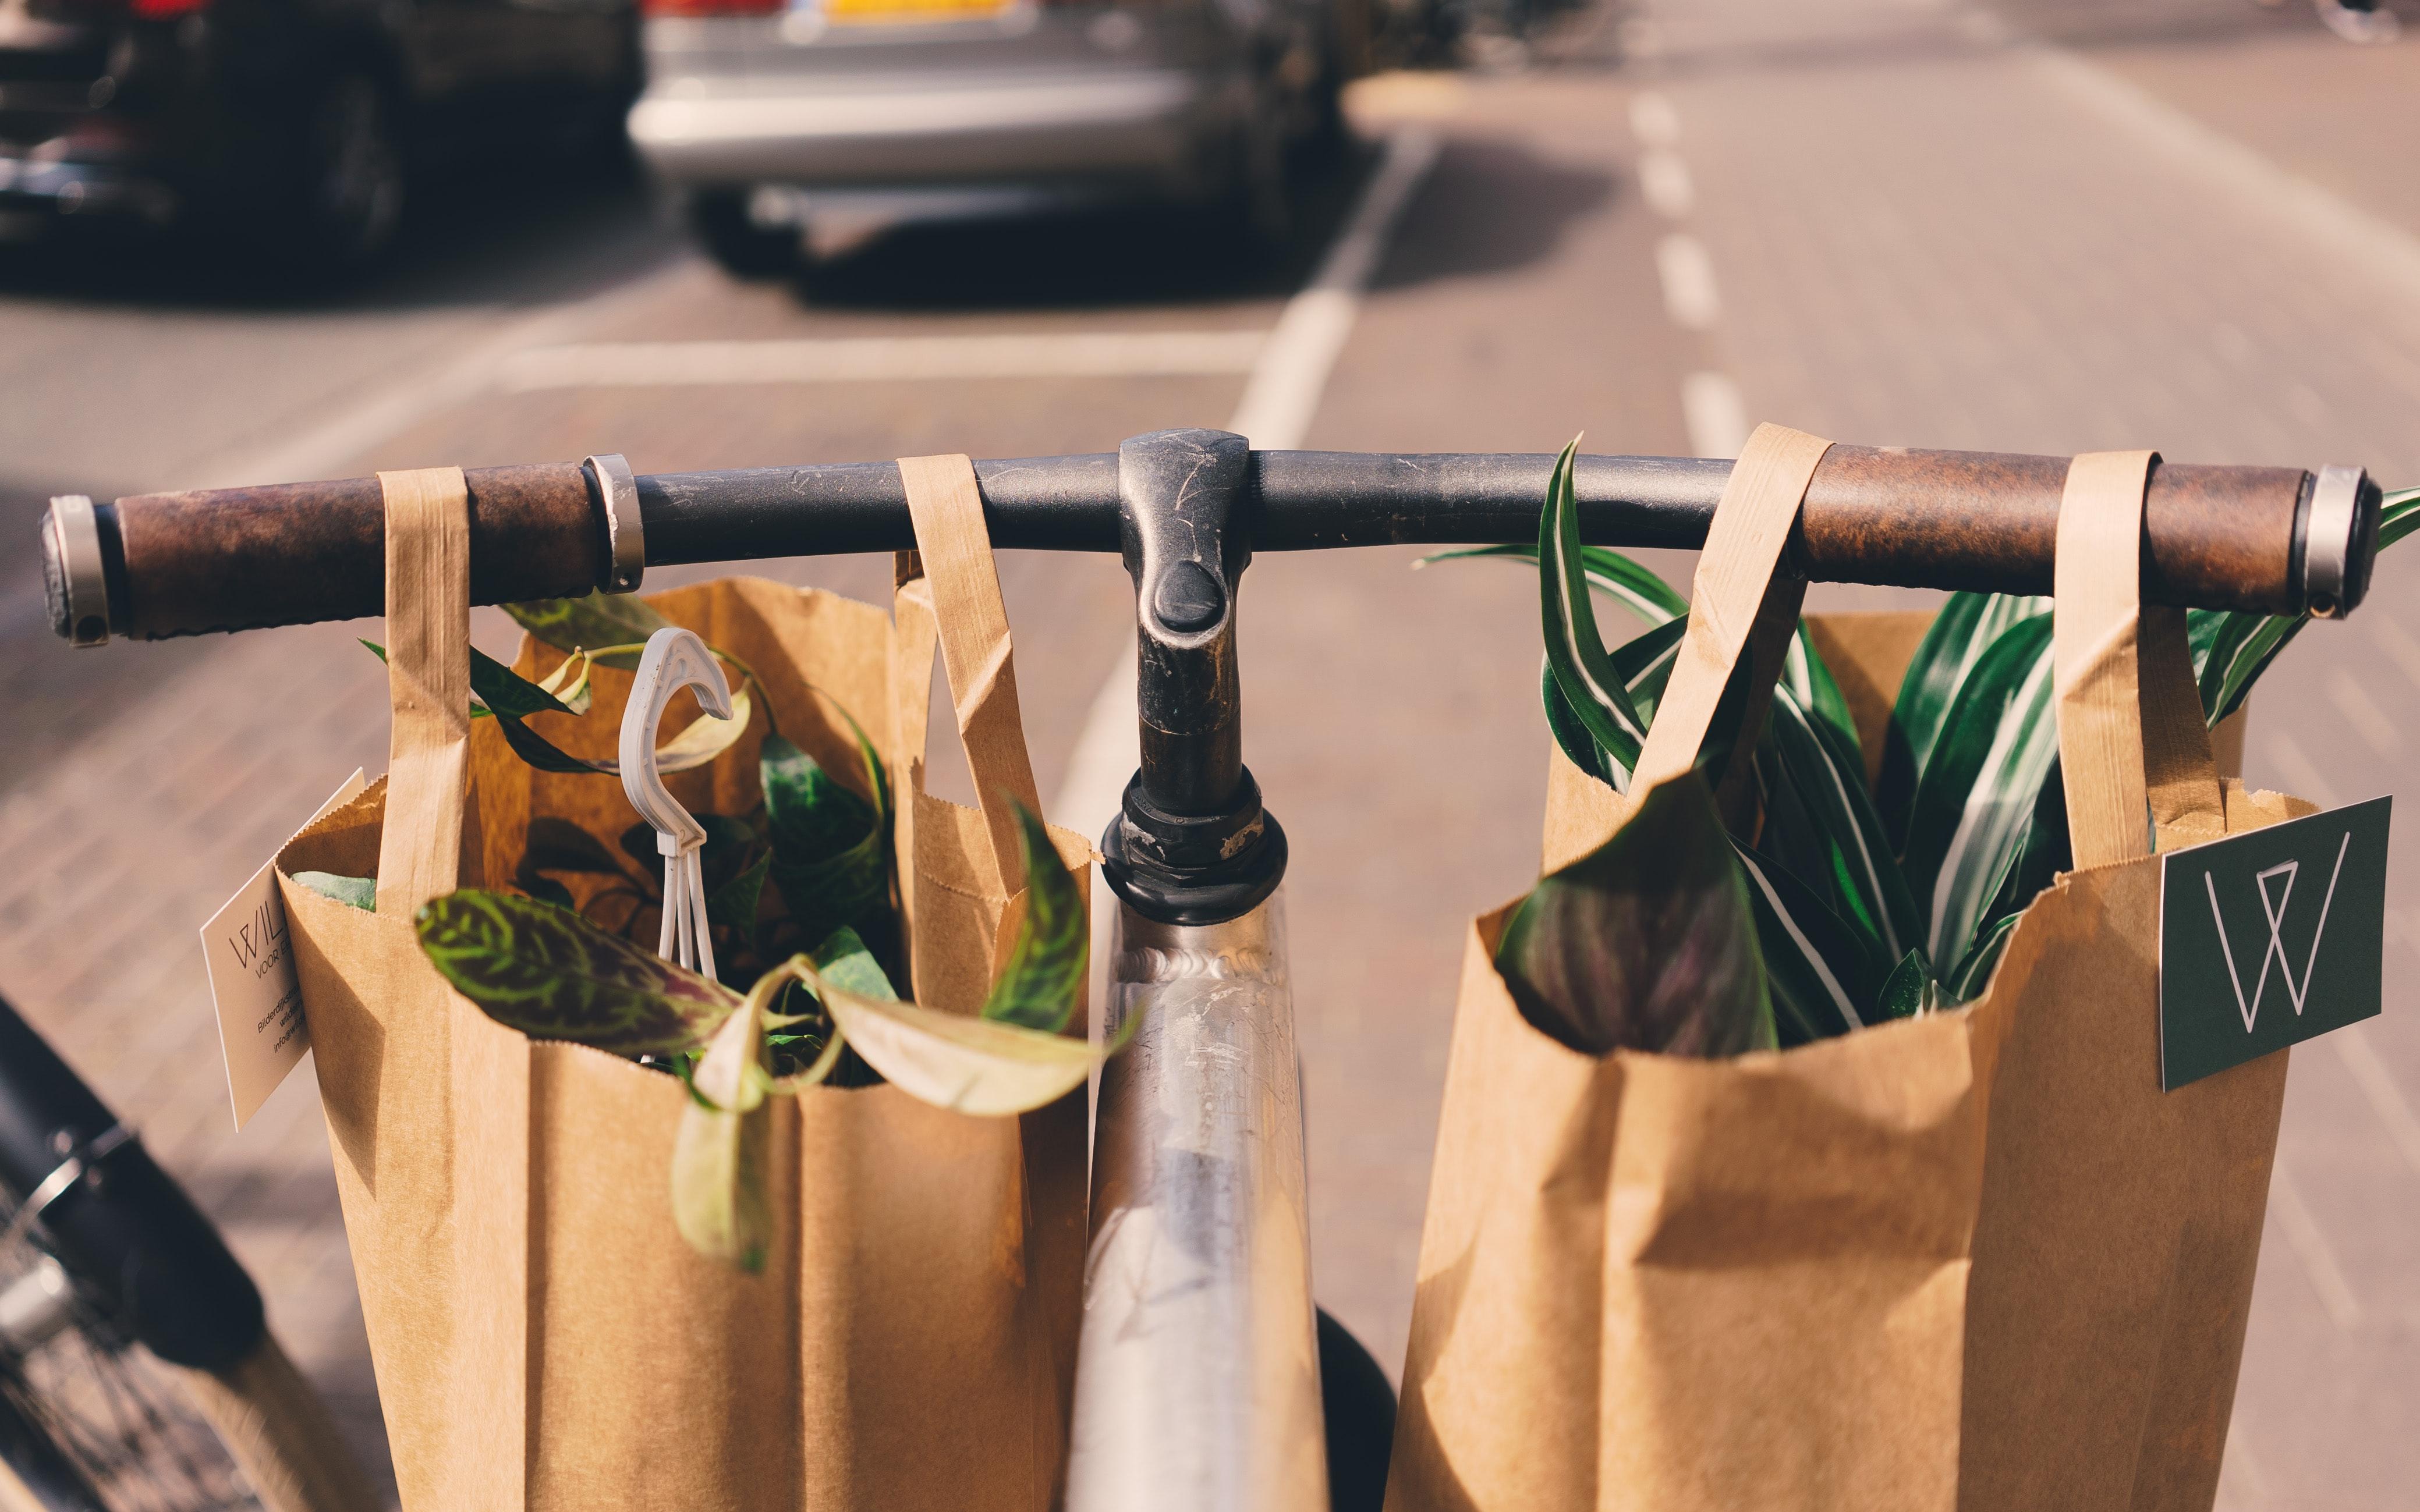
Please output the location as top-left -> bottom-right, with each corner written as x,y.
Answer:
1065,892 -> 1327,1511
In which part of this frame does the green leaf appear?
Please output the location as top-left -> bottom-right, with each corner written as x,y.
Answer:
819,972 -> 1107,1115
363,637 -> 749,776
1944,910 -> 2021,1001
1423,542 -> 1688,626
1542,656 -> 1616,784
1783,624 -> 1859,751
979,800 -> 1085,1032
295,871 -> 376,911
1878,593 -> 2049,848
506,594 -> 674,671
1755,686 -> 1922,963
518,874 -> 577,911
1732,839 -> 1883,1045
414,888 -> 741,1054
761,736 -> 889,946
809,925 -> 898,1003
707,849 -> 772,942
1875,949 -> 1943,1021
763,735 -> 876,857
362,639 -> 575,721
1898,612 -> 2060,969
1494,770 -> 1775,1057
525,817 -> 632,877
672,981 -> 773,1270
1537,438 -> 1653,790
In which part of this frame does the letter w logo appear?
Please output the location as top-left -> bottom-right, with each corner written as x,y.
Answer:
2205,831 -> 2352,1034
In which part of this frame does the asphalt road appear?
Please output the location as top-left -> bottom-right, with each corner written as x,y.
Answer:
3,2 -> 2418,1506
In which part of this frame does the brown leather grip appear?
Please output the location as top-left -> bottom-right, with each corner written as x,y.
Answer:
110,462 -> 597,639
1794,448 -> 2312,611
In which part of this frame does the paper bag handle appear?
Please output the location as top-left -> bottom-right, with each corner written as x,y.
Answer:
1554,421 -> 1838,867
373,467 -> 473,918
2054,452 -> 2226,867
890,453 -> 1046,898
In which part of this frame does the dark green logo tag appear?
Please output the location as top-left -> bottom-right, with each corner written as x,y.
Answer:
2159,796 -> 2391,1091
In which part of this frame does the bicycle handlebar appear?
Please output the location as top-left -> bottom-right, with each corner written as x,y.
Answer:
44,443 -> 2380,645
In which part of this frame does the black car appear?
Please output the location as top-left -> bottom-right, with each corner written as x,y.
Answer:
0,0 -> 638,270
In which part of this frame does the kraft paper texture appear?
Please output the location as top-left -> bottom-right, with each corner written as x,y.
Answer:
1388,434 -> 2295,1512
278,458 -> 1089,1510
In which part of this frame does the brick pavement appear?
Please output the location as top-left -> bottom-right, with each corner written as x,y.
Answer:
1631,2 -> 2420,1504
3,6 -> 2416,1506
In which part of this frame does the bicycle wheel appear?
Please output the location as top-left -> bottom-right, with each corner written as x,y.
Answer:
0,1218 -> 260,1512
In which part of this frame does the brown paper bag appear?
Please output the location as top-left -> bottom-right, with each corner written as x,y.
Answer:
278,458 -> 1088,1511
1387,431 -> 2297,1512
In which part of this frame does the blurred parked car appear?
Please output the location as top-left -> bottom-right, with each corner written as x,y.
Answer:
629,0 -> 1349,276
0,0 -> 639,271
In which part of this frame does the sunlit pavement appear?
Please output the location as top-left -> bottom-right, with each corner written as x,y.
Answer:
2,2 -> 2417,1504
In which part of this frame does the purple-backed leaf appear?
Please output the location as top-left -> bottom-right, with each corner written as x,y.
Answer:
1494,769 -> 1775,1058
414,888 -> 741,1054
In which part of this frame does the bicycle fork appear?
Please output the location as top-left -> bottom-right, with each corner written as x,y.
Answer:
1066,431 -> 1327,1511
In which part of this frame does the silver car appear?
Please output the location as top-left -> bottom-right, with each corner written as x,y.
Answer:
628,0 -> 1345,275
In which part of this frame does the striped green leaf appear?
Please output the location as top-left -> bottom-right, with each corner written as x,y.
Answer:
979,799 -> 1086,1033
1732,839 -> 1883,1046
1879,592 -> 2050,847
1755,688 -> 1922,963
1424,542 -> 1688,626
1876,948 -> 1944,1020
414,888 -> 742,1055
2189,488 -> 2419,725
1538,439 -> 1654,790
1899,612 -> 2060,968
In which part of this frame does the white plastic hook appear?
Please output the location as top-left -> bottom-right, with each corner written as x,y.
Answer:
621,627 -> 736,983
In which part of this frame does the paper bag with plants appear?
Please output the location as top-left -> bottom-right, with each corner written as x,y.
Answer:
276,459 -> 1099,1512
1387,427 -> 2415,1512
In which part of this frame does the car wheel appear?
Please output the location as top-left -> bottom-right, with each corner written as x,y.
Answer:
295,74 -> 406,270
686,190 -> 801,279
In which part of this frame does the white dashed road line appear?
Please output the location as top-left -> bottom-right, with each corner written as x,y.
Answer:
1654,232 -> 1721,331
1680,371 -> 1749,460
1638,150 -> 1695,219
1629,91 -> 1680,148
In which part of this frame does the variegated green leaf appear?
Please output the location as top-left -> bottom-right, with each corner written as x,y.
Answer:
506,594 -> 674,671
1752,682 -> 1916,953
1496,771 -> 1776,1057
2188,487 -> 2419,725
1945,910 -> 2021,1001
296,871 -> 376,911
366,637 -> 750,776
1732,839 -> 1882,1046
1876,949 -> 1943,1020
1900,612 -> 2060,968
821,978 -> 1104,1115
980,800 -> 1086,1032
1539,438 -> 1653,790
1781,626 -> 1858,750
761,734 -> 890,952
1542,656 -> 1617,784
1878,592 -> 2050,847
414,888 -> 741,1053
1423,542 -> 1688,626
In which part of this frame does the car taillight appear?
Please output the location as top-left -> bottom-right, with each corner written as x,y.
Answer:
129,0 -> 210,15
641,0 -> 785,15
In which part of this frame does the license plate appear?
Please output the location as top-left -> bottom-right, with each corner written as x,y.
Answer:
820,0 -> 1012,23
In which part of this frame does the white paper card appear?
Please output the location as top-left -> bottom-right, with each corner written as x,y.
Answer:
203,769 -> 367,1128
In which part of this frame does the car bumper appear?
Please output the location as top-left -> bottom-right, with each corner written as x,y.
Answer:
628,68 -> 1224,192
